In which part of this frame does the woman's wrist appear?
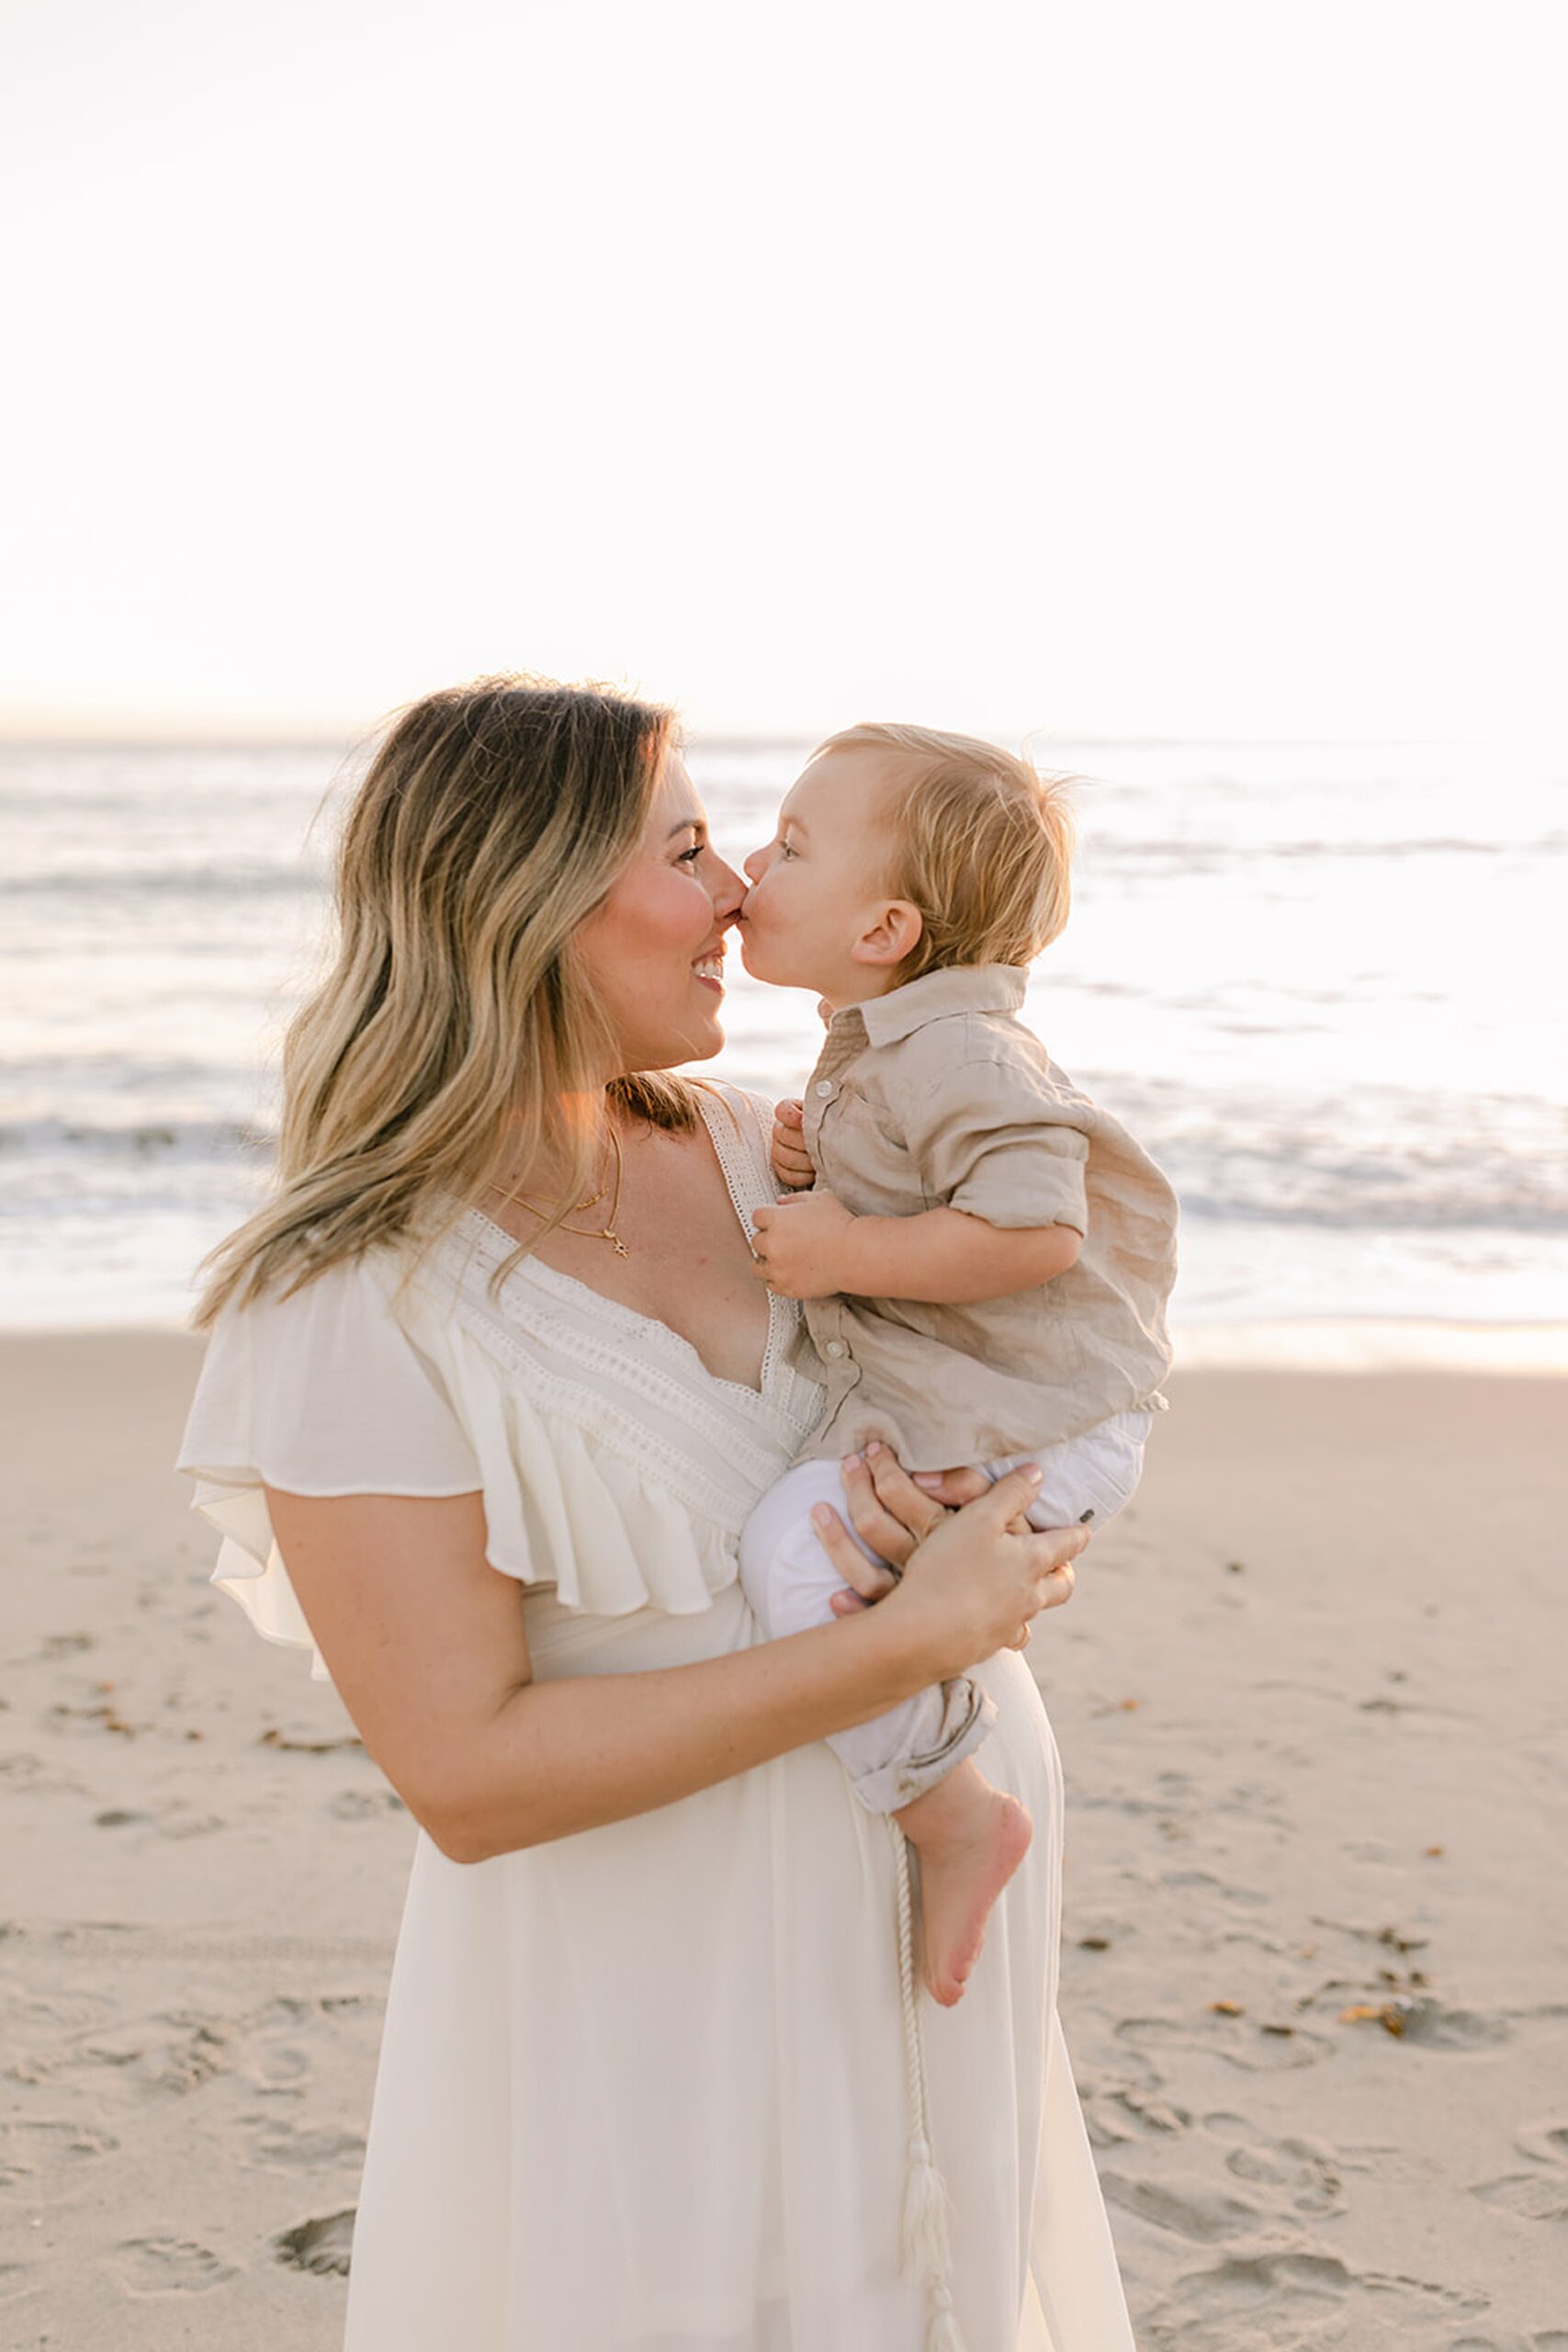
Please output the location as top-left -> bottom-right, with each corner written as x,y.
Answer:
852,1569 -> 958,1692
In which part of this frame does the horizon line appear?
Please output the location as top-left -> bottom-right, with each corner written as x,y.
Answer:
0,727 -> 1513,754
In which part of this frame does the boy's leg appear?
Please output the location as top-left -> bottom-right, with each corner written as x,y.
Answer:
894,1761 -> 1033,2007
984,1408 -> 1155,1534
739,1461 -> 1029,2008
738,1459 -> 997,1814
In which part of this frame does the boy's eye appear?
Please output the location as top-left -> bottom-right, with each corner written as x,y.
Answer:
778,837 -> 797,860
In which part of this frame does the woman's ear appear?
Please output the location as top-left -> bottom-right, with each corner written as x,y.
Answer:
851,900 -> 923,970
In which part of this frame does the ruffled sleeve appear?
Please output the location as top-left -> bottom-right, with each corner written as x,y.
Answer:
177,1253 -> 482,1681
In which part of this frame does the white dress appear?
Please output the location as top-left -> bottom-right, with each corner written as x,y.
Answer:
177,1085 -> 1136,2352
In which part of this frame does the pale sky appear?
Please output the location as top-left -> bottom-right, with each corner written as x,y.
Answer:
2,0 -> 1563,742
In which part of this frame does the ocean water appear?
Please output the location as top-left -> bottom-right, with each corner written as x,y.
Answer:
3,738 -> 1565,1359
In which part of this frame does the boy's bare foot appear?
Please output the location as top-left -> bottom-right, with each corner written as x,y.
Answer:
896,1762 -> 1033,2007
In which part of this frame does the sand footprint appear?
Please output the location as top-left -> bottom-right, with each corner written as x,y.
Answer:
116,2237 -> 239,2294
1159,1867 -> 1270,1911
0,2118 -> 118,2192
1470,2174 -> 1568,2223
1205,2110 -> 1344,2214
1465,2110 -> 1568,2225
1448,2336 -> 1568,2352
1079,2071 -> 1190,2151
328,1788 -> 407,1820
5,1986 -> 118,2034
0,1750 -> 90,1798
220,1995 -> 320,2089
1145,2249 -> 1350,2348
1100,2169 -> 1268,2245
1394,1997 -> 1511,2051
9,2037 -> 141,2087
1514,2119 -> 1568,2168
242,2113 -> 366,2170
1148,2251 -> 1484,2349
275,2210 -> 355,2276
1118,2013 -> 1336,2073
144,2016 -> 232,2093
1111,2086 -> 1191,2136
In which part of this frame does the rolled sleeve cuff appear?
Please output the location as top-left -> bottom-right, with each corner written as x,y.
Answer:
847,1675 -> 998,1815
948,1138 -> 1089,1235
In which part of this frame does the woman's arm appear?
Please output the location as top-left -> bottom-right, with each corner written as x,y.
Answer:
265,1464 -> 1080,1867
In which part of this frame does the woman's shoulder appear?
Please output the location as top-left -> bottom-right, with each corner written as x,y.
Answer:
177,1199 -> 799,1658
192,1242 -> 422,1396
695,1074 -> 773,1136
206,1238 -> 405,1332
690,1078 -> 777,1199
178,1241 -> 479,1498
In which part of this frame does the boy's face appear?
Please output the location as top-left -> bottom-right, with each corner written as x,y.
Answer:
739,748 -> 910,1005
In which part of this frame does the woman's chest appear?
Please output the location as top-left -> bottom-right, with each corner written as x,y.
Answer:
529,1131 -> 770,1390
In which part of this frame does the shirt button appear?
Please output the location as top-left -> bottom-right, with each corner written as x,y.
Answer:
814,1080 -> 834,1098
824,1340 -> 848,1360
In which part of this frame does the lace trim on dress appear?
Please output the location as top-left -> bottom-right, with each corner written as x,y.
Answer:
420,1085 -> 822,1540
460,1214 -> 795,1434
439,1257 -> 782,1538
693,1084 -> 794,1396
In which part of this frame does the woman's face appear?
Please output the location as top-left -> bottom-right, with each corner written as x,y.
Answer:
572,752 -> 746,1075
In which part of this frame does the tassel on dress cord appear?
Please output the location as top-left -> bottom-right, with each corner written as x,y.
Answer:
890,1818 -> 969,2352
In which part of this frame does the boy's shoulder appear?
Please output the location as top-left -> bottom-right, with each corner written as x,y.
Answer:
875,996 -> 1074,1083
873,1002 -> 1096,1125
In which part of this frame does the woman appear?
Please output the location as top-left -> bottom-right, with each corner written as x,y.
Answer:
178,678 -> 1134,2351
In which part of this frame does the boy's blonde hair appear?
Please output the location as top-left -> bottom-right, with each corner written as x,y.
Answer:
817,721 -> 1075,982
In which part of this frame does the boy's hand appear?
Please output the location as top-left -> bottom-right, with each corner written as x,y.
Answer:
750,1189 -> 855,1299
770,1099 -> 816,1192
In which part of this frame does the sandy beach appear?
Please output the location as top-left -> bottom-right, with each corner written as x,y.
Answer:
1,1332 -> 1563,2350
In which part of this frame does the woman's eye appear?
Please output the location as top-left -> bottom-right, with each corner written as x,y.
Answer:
678,842 -> 704,865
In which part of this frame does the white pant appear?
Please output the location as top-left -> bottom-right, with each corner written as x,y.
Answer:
739,1412 -> 1152,1816
985,1408 -> 1154,1535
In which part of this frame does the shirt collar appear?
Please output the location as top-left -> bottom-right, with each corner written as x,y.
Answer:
845,964 -> 1029,1048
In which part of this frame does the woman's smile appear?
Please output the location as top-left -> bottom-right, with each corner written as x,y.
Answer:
572,756 -> 746,1069
693,947 -> 727,996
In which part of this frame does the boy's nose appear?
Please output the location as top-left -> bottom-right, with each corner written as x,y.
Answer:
741,849 -> 762,883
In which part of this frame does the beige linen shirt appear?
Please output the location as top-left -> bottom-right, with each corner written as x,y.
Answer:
796,964 -> 1178,1470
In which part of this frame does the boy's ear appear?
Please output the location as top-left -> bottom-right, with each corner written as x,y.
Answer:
851,899 -> 923,970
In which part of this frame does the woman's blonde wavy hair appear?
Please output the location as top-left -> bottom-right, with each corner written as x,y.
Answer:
195,675 -> 697,1326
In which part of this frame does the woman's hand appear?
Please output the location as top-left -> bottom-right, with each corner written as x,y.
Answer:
810,1442 -> 1087,1678
825,1453 -> 992,1610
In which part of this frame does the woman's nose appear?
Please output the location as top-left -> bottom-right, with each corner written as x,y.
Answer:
710,855 -> 748,920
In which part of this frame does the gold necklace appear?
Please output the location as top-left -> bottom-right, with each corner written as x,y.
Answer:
495,1125 -> 630,1258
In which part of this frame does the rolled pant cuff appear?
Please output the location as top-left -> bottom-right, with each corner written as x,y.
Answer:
846,1675 -> 998,1815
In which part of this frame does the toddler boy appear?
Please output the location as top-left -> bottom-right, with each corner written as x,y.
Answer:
738,722 -> 1178,2007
